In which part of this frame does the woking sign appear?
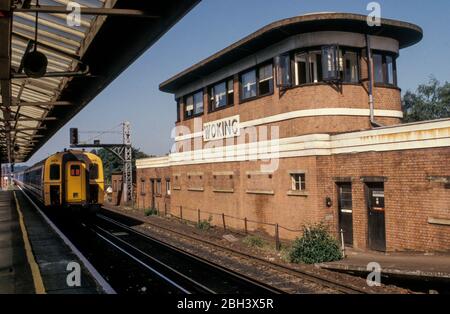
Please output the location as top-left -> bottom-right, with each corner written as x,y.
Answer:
203,115 -> 240,141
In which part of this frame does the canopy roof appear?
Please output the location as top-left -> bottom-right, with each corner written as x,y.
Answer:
0,0 -> 199,163
160,12 -> 423,94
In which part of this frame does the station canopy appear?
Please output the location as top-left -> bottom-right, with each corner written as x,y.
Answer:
0,0 -> 199,163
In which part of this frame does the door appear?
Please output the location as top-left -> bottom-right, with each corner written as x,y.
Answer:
338,183 -> 353,246
65,162 -> 86,203
367,182 -> 386,251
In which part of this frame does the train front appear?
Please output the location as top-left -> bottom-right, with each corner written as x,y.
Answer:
44,150 -> 105,213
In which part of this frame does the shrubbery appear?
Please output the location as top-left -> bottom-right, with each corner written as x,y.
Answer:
144,208 -> 158,216
289,223 -> 342,264
196,215 -> 213,230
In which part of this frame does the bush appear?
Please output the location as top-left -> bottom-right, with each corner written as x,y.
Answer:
289,223 -> 342,264
243,235 -> 265,248
144,208 -> 158,216
196,215 -> 212,230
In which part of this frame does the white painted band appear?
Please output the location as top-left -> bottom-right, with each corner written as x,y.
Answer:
174,108 -> 403,142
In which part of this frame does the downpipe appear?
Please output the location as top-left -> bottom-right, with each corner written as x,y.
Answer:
366,34 -> 383,128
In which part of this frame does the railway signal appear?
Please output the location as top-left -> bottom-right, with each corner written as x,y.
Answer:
69,122 -> 133,207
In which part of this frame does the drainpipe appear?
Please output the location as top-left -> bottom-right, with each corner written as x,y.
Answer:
366,34 -> 382,128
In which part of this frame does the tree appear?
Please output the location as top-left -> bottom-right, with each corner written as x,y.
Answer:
90,147 -> 152,184
402,77 -> 450,123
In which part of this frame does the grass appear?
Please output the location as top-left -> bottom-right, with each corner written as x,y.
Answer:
242,235 -> 266,248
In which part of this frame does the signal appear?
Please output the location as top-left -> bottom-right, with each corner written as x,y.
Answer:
70,128 -> 78,145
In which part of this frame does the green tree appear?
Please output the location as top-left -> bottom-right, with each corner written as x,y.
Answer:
90,147 -> 152,184
402,77 -> 450,122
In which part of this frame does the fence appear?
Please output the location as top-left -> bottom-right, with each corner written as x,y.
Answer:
154,204 -> 305,251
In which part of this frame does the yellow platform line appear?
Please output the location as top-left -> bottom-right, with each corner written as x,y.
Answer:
13,191 -> 46,294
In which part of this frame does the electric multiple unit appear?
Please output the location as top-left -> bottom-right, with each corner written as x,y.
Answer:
15,150 -> 104,212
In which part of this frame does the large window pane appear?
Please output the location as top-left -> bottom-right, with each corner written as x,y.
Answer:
309,52 -> 322,83
185,95 -> 193,118
295,53 -> 308,85
373,54 -> 384,83
227,79 -> 234,105
193,91 -> 203,115
211,82 -> 227,109
386,55 -> 395,85
275,54 -> 291,88
258,64 -> 273,95
322,46 -> 339,81
241,70 -> 257,99
344,51 -> 359,83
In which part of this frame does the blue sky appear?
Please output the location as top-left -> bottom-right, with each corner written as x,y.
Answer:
23,0 -> 450,165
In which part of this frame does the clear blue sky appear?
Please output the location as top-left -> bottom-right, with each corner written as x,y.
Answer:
23,0 -> 450,165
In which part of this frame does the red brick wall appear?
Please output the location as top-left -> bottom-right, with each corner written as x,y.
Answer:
137,147 -> 450,253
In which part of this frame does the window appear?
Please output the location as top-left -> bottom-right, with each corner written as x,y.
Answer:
322,45 -> 339,81
258,64 -> 274,95
70,165 -> 80,176
240,63 -> 274,101
373,54 -> 384,83
166,179 -> 171,196
386,55 -> 395,85
49,164 -> 60,180
210,79 -> 234,111
89,163 -> 98,180
295,52 -> 322,85
184,91 -> 204,118
156,179 -> 162,195
343,51 -> 359,83
176,98 -> 181,122
185,95 -> 193,118
240,69 -> 257,100
373,53 -> 397,86
291,173 -> 306,191
140,179 -> 146,195
295,53 -> 308,85
193,91 -> 203,115
275,54 -> 292,88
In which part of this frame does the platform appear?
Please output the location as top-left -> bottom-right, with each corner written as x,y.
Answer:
319,248 -> 450,280
0,189 -> 104,294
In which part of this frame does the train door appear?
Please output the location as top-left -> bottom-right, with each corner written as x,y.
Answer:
366,182 -> 386,251
65,161 -> 86,203
337,183 -> 353,246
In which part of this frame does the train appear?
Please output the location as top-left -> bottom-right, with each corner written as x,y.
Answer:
14,150 -> 104,212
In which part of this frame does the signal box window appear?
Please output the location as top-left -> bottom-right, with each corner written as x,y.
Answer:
291,173 -> 306,191
49,164 -> 60,180
89,164 -> 98,180
70,165 -> 81,176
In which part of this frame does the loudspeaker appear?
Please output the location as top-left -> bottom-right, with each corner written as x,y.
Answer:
22,50 -> 48,78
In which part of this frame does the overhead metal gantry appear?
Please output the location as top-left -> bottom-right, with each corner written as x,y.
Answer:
0,0 -> 200,165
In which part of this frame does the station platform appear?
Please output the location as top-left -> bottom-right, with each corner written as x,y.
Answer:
319,248 -> 450,280
0,189 -> 104,294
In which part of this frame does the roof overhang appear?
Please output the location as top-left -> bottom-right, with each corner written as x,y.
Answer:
0,0 -> 200,163
160,12 -> 423,94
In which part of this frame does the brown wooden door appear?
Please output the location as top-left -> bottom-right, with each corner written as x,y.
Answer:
367,182 -> 386,251
338,183 -> 353,246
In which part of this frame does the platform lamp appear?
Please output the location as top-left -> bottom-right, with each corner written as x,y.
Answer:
21,0 -> 48,78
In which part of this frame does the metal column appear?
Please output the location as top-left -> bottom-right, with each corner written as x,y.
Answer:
122,121 -> 133,205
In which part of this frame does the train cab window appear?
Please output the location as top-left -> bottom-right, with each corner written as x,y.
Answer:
70,165 -> 81,176
89,164 -> 99,180
49,164 -> 60,180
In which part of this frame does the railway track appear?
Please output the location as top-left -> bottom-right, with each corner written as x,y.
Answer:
17,188 -> 285,294
93,214 -> 285,294
100,208 -> 369,294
